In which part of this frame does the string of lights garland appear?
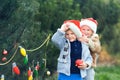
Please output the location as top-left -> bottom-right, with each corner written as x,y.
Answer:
0,34 -> 51,66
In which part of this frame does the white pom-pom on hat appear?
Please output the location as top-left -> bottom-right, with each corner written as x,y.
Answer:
64,20 -> 82,38
80,18 -> 98,33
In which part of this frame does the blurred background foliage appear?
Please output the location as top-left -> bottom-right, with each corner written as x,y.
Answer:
0,0 -> 120,79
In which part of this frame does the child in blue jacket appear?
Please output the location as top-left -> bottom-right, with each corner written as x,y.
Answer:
51,20 -> 92,80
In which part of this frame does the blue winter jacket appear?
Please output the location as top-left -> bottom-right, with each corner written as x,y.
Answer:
51,29 -> 92,78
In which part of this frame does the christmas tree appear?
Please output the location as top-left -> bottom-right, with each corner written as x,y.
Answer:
0,0 -> 51,79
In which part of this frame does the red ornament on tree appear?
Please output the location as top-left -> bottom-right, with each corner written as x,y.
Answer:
35,65 -> 40,70
2,57 -> 7,62
75,59 -> 83,66
12,62 -> 20,75
2,49 -> 8,55
27,67 -> 32,77
35,61 -> 40,70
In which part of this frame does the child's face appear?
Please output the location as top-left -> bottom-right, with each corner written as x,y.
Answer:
65,29 -> 77,42
80,25 -> 93,38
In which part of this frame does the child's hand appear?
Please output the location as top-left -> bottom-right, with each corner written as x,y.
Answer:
91,34 -> 99,42
77,62 -> 88,69
60,23 -> 69,32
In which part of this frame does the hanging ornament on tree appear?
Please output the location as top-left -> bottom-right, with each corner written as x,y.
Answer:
2,49 -> 8,55
46,70 -> 51,76
2,57 -> 7,62
35,61 -> 40,70
23,55 -> 28,65
1,74 -> 5,80
40,59 -> 46,69
12,62 -> 20,75
28,73 -> 33,80
27,67 -> 32,77
19,46 -> 26,57
33,67 -> 38,78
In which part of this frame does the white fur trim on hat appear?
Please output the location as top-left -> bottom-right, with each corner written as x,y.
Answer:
80,20 -> 97,33
66,22 -> 82,38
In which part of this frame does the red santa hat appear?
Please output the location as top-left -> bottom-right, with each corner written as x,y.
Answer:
63,20 -> 82,38
80,18 -> 98,33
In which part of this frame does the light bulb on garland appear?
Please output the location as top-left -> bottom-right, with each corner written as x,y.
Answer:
23,55 -> 28,65
12,62 -> 20,75
28,74 -> 33,80
33,67 -> 38,78
35,61 -> 40,70
40,59 -> 46,69
19,46 -> 26,57
27,67 -> 32,77
1,74 -> 5,80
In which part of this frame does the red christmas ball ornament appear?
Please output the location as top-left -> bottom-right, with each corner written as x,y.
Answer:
12,62 -> 20,75
75,59 -> 83,66
2,49 -> 8,55
2,57 -> 7,62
